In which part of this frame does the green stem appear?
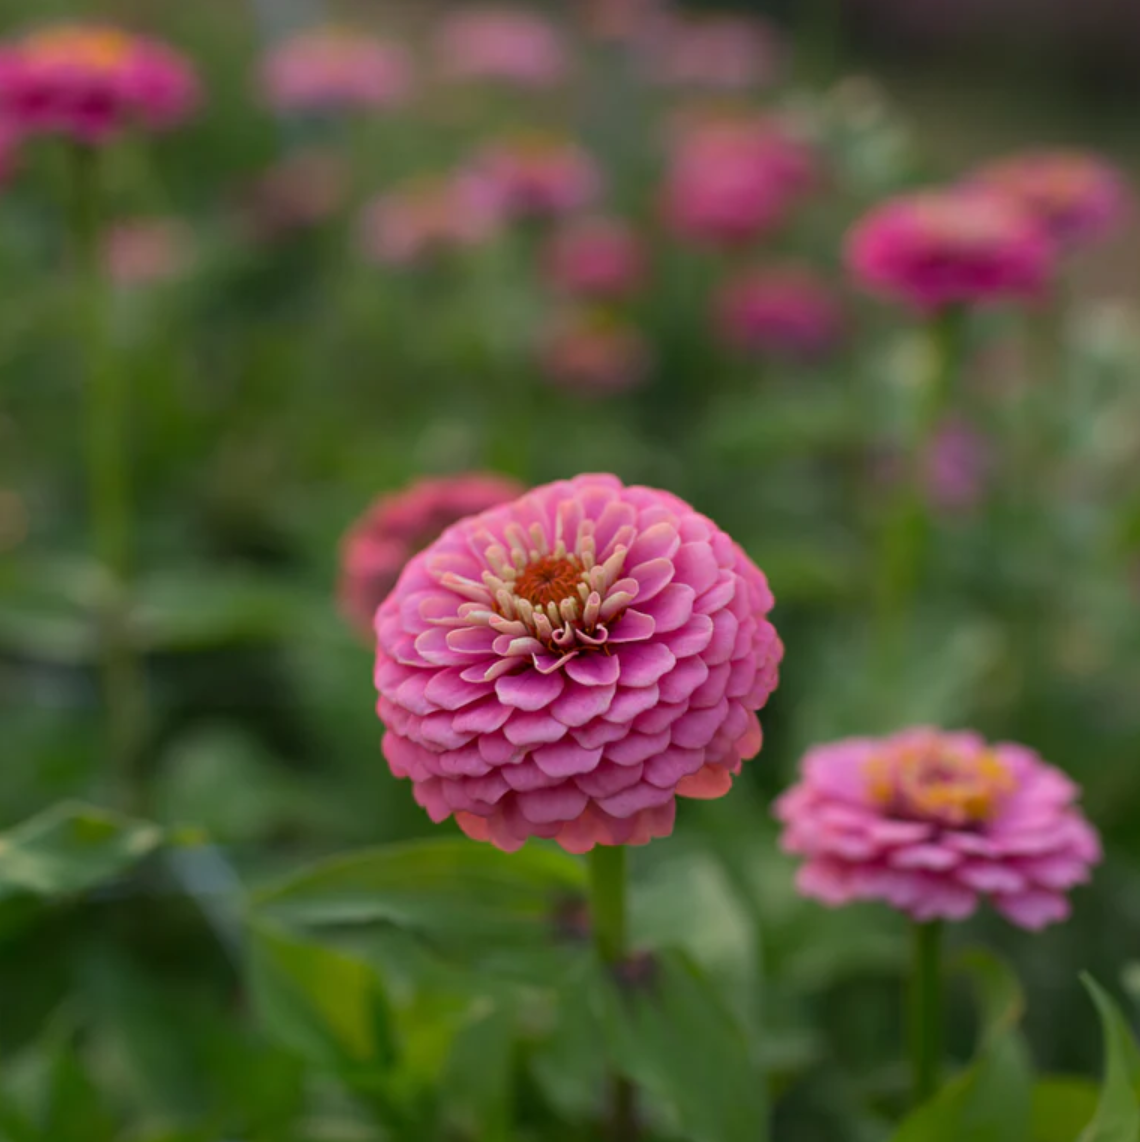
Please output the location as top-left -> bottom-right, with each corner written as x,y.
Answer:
909,921 -> 943,1107
589,845 -> 636,1141
71,144 -> 145,815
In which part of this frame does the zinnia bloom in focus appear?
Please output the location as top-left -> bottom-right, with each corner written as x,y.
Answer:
472,133 -> 600,221
644,13 -> 784,90
340,473 -> 525,637
374,474 -> 783,852
775,727 -> 1101,929
359,172 -> 503,266
102,217 -> 191,287
0,24 -> 199,143
260,27 -> 413,115
433,7 -> 567,89
846,188 -> 1054,312
543,216 -> 645,300
970,151 -> 1129,250
539,308 -> 652,396
715,264 -> 844,362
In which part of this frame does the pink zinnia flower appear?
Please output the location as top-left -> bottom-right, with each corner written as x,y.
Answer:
543,216 -> 645,300
775,728 -> 1101,929
260,28 -> 413,115
0,24 -> 198,143
102,217 -> 191,287
846,188 -> 1054,312
359,171 -> 503,266
433,7 -> 567,89
374,474 -> 783,852
970,150 -> 1129,250
715,264 -> 844,362
340,473 -> 525,638
239,149 -> 348,243
662,115 -> 817,247
473,133 -> 601,221
644,14 -> 785,90
539,309 -> 652,396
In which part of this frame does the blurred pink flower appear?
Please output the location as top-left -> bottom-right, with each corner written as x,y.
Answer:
240,149 -> 348,242
662,115 -> 817,247
644,13 -> 785,90
473,132 -> 601,221
374,473 -> 783,852
434,7 -> 567,88
102,217 -> 191,286
360,171 -> 503,266
540,308 -> 652,396
970,150 -> 1130,250
339,473 -> 525,637
543,216 -> 645,299
715,264 -> 844,362
925,416 -> 989,511
260,28 -> 413,115
846,188 -> 1054,311
776,727 -> 1101,928
0,24 -> 199,143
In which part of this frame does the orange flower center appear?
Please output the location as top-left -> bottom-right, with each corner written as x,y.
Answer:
515,555 -> 583,608
25,26 -> 135,72
865,740 -> 1014,828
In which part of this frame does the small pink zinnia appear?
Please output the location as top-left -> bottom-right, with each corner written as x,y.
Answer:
970,150 -> 1129,250
102,217 -> 191,287
715,264 -> 844,362
472,133 -> 601,221
359,171 -> 503,267
340,473 -> 525,638
543,216 -> 645,300
662,115 -> 817,247
775,728 -> 1101,929
539,309 -> 652,396
433,7 -> 567,89
260,28 -> 413,115
846,188 -> 1054,312
0,24 -> 199,143
374,473 -> 783,852
644,14 -> 785,90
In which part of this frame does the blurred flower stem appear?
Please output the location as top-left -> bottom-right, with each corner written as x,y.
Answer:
70,144 -> 146,815
909,921 -> 943,1106
589,844 -> 637,1141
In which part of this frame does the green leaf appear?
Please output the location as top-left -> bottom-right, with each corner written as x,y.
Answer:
439,1002 -> 516,1142
1031,1077 -> 1101,1142
0,802 -> 164,900
41,1050 -> 117,1142
1078,975 -> 1140,1142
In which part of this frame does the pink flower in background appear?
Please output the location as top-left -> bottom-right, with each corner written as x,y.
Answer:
663,115 -> 817,247
239,149 -> 348,242
360,172 -> 503,266
374,473 -> 783,852
0,24 -> 199,142
473,133 -> 601,221
543,216 -> 645,300
715,264 -> 844,362
434,7 -> 567,88
645,13 -> 785,90
339,473 -> 525,637
925,417 -> 989,511
846,188 -> 1054,311
102,217 -> 191,286
539,308 -> 652,396
970,151 -> 1129,250
260,28 -> 413,114
776,728 -> 1101,929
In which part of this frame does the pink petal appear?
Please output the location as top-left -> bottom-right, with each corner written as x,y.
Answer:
496,669 -> 566,711
566,654 -> 621,687
533,741 -> 605,778
552,682 -> 617,726
503,710 -> 570,747
516,783 -> 590,824
628,557 -> 675,603
617,642 -> 676,687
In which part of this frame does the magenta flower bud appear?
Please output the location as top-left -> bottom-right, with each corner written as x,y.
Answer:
543,216 -> 645,300
374,474 -> 783,852
775,728 -> 1101,929
539,308 -> 652,396
433,6 -> 568,89
846,188 -> 1055,312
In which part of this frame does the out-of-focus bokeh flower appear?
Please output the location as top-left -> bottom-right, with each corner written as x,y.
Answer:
0,24 -> 198,143
360,171 -> 503,266
472,132 -> 601,221
543,216 -> 645,300
103,217 -> 191,287
339,473 -> 525,637
239,149 -> 348,242
260,27 -> 413,115
433,6 -> 567,89
925,416 -> 989,511
776,727 -> 1101,928
970,150 -> 1130,250
374,473 -> 783,852
715,264 -> 844,362
584,0 -> 665,42
846,188 -> 1054,311
539,308 -> 652,395
662,114 -> 817,247
643,13 -> 785,90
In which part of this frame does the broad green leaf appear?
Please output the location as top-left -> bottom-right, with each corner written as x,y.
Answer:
1078,976 -> 1140,1142
0,802 -> 163,900
1031,1077 -> 1101,1142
